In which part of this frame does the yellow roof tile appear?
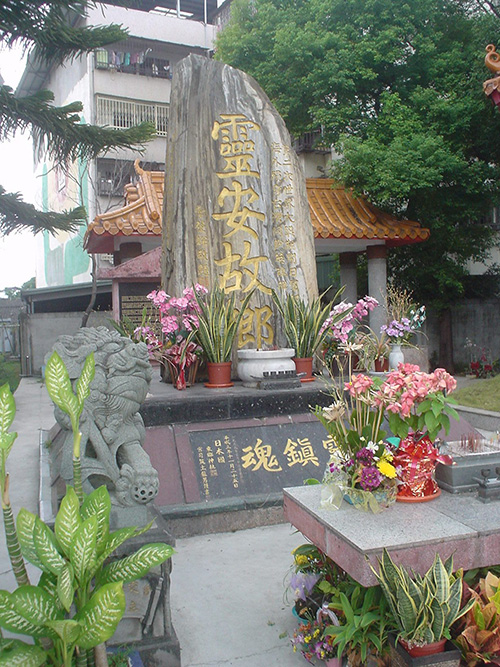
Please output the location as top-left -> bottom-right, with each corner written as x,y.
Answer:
85,170 -> 429,253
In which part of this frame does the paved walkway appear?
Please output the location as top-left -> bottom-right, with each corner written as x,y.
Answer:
0,378 -> 306,666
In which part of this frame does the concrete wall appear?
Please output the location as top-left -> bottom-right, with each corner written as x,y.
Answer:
423,298 -> 500,370
19,312 -> 114,376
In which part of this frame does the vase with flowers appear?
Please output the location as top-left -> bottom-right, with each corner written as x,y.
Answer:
147,285 -> 207,389
382,363 -> 458,500
381,287 -> 426,370
313,374 -> 399,513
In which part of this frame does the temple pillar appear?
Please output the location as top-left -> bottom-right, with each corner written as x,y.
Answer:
367,245 -> 387,334
339,252 -> 358,305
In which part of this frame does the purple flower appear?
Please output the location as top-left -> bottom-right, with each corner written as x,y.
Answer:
356,447 -> 374,464
289,572 -> 320,601
359,466 -> 382,491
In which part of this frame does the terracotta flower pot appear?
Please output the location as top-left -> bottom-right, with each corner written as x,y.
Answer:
389,634 -> 461,667
374,357 -> 389,372
293,357 -> 314,382
205,361 -> 233,388
399,638 -> 446,657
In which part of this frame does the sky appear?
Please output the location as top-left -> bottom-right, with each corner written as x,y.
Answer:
0,45 -> 38,294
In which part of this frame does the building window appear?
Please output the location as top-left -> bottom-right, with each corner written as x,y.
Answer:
96,96 -> 169,137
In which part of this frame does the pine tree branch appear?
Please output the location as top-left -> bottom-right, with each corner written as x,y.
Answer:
1,1 -> 130,63
1,85 -> 156,163
0,186 -> 85,235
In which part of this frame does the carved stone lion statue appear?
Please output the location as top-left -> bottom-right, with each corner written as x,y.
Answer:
48,327 -> 159,506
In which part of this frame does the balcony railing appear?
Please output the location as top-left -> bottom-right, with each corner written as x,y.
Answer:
96,96 -> 169,137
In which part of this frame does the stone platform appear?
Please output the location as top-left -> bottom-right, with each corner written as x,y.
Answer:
139,378 -> 333,535
283,484 -> 500,586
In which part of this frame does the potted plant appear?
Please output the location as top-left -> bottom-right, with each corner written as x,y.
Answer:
147,285 -> 206,389
354,328 -> 390,373
324,584 -> 391,666
193,284 -> 254,387
382,364 -> 459,500
271,289 -> 352,382
0,353 -> 173,665
453,571 -> 500,665
321,296 -> 379,376
372,549 -> 474,666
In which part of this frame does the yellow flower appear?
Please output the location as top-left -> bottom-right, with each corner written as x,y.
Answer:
377,459 -> 397,479
314,629 -> 320,637
295,555 -> 309,567
305,635 -> 311,643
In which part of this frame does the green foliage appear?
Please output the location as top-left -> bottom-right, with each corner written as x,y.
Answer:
373,549 -> 474,646
271,288 -> 348,358
0,0 -> 156,236
0,354 -> 174,665
325,585 -> 390,664
193,284 -> 255,362
0,355 -> 20,393
216,0 -> 500,313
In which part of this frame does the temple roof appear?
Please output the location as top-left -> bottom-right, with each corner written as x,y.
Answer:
84,160 -> 163,253
85,166 -> 429,253
307,179 -> 430,247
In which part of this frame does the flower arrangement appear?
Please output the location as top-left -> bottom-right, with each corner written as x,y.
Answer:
314,363 -> 459,508
291,616 -> 340,662
314,374 -> 398,512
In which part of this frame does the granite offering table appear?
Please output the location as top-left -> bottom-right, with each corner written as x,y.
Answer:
283,485 -> 500,586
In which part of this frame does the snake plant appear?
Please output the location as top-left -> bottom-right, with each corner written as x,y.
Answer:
193,284 -> 254,363
372,549 -> 474,648
271,288 -> 350,358
0,352 -> 174,666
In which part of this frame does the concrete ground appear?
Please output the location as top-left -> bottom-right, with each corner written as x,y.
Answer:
0,378 -> 307,666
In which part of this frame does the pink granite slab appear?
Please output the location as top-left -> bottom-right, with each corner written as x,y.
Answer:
283,485 -> 499,586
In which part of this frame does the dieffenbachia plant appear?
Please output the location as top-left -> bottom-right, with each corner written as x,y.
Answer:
44,350 -> 95,504
0,352 -> 174,667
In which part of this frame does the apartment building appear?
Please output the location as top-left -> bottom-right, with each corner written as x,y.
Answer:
16,1 -> 218,291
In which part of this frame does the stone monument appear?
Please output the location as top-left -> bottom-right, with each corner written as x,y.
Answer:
162,54 -> 318,349
48,327 -> 159,507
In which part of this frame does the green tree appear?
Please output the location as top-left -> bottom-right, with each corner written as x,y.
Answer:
216,0 -> 500,369
0,0 -> 155,236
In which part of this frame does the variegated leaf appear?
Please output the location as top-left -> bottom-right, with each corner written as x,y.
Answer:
57,563 -> 74,613
99,543 -> 174,585
16,509 -> 43,569
44,352 -> 79,423
81,486 -> 110,555
0,432 -> 16,458
75,582 -> 125,649
0,639 -> 46,666
70,516 -> 97,585
0,384 -> 15,435
45,619 -> 81,645
55,486 -> 82,557
33,517 -> 66,576
0,590 -> 54,639
11,585 -> 60,625
75,353 -> 95,415
37,571 -> 63,612
92,526 -> 137,576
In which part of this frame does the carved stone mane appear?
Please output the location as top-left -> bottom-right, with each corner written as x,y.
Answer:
49,327 -> 159,506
